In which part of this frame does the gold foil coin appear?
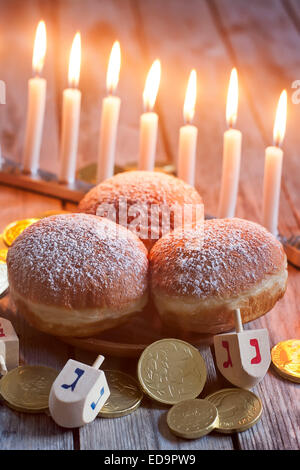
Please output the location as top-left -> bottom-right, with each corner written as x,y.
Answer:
0,263 -> 9,298
0,365 -> 58,413
98,370 -> 143,418
271,339 -> 300,383
167,399 -> 219,439
137,339 -> 207,405
0,248 -> 8,264
206,388 -> 262,434
3,218 -> 40,246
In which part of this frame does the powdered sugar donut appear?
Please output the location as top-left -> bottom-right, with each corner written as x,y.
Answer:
78,171 -> 203,250
7,213 -> 149,337
149,218 -> 287,334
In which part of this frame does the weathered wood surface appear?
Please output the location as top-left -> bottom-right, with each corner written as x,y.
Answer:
0,0 -> 299,450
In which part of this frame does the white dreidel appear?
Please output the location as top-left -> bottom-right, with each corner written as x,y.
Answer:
0,317 -> 19,375
214,309 -> 271,389
49,355 -> 110,428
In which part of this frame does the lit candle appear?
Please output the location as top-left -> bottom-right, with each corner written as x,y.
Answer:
23,20 -> 47,175
97,41 -> 121,183
138,60 -> 161,171
177,70 -> 198,186
262,90 -> 287,236
218,68 -> 242,218
58,33 -> 81,184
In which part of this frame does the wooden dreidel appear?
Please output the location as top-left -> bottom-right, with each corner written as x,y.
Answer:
213,309 -> 271,389
49,355 -> 110,428
0,317 -> 19,375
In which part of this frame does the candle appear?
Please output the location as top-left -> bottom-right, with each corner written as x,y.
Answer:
138,59 -> 161,171
23,20 -> 47,175
218,68 -> 242,219
262,90 -> 287,236
58,33 -> 81,184
97,41 -> 121,183
177,69 -> 198,186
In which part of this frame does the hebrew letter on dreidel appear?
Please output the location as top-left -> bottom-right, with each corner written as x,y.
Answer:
214,309 -> 271,389
90,386 -> 105,410
49,355 -> 110,428
61,368 -> 85,391
250,339 -> 262,364
0,317 -> 19,375
222,341 -> 233,368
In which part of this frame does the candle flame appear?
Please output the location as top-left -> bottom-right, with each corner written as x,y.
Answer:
183,69 -> 197,123
226,68 -> 238,127
143,59 -> 161,111
273,90 -> 287,147
68,32 -> 81,88
106,41 -> 121,94
32,20 -> 47,75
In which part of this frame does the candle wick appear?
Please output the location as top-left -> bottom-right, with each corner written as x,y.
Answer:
273,139 -> 281,148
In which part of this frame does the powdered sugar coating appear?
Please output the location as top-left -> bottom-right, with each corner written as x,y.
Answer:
7,213 -> 148,310
150,218 -> 286,300
78,171 -> 203,250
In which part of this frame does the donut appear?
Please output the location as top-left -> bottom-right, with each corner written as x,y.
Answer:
149,218 -> 287,334
7,213 -> 149,337
78,170 -> 203,250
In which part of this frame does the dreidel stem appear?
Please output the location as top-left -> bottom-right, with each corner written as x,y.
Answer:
234,308 -> 243,333
92,355 -> 105,369
0,354 -> 7,375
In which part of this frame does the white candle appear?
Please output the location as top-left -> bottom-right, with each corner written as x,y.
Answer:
138,59 -> 161,171
97,41 -> 121,183
23,21 -> 47,175
178,70 -> 198,186
262,90 -> 287,236
59,33 -> 81,184
218,68 -> 242,219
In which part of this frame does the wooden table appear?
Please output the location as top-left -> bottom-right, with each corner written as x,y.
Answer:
0,0 -> 299,451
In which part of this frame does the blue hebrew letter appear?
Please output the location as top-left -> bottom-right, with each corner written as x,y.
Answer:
61,368 -> 85,391
90,387 -> 105,410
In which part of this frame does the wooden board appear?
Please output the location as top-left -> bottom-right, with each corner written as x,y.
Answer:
0,187 -> 75,450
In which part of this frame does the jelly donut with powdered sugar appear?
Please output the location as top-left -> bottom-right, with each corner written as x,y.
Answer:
7,213 -> 148,337
149,218 -> 287,334
78,171 -> 203,250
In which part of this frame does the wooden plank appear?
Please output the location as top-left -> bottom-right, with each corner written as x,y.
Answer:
206,0 -> 300,450
0,0 -> 60,175
283,0 -> 300,31
0,186 -> 75,449
136,0 -> 300,450
210,0 -> 300,213
52,0 -> 169,176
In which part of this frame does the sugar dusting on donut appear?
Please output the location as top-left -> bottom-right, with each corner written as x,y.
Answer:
7,213 -> 148,309
78,171 -> 203,250
149,218 -> 286,299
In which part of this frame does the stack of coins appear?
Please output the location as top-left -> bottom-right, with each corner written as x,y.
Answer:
137,338 -> 263,439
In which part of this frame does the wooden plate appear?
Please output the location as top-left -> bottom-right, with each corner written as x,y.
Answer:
60,299 -> 213,358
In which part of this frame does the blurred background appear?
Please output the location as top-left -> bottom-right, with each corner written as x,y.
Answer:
0,0 -> 299,220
